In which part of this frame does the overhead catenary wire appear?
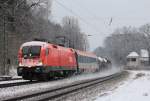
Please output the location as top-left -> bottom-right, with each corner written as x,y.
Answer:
58,0 -> 113,30
73,0 -> 102,22
54,0 -> 102,33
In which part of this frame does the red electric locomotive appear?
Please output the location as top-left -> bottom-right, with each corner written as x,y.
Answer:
17,41 -> 99,80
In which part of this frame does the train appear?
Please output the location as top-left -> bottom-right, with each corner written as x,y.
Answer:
17,41 -> 111,81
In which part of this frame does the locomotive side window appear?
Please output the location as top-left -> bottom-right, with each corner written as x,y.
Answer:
78,55 -> 96,63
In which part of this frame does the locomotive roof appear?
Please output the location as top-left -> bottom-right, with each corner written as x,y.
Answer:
21,41 -> 97,58
21,41 -> 47,47
21,41 -> 74,51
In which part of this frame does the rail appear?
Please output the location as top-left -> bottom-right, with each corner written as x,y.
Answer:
4,71 -> 123,101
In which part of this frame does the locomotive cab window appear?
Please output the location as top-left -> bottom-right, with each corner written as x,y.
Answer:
22,46 -> 41,58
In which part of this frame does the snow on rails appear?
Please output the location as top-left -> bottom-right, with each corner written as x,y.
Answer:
1,70 -> 123,101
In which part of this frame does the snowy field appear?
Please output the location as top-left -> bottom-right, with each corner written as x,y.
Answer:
95,70 -> 150,101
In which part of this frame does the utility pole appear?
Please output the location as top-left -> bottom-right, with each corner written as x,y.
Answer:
3,15 -> 8,75
142,25 -> 150,65
2,15 -> 14,75
85,34 -> 92,51
3,15 -> 6,75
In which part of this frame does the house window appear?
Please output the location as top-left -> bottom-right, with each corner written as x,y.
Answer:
131,58 -> 136,62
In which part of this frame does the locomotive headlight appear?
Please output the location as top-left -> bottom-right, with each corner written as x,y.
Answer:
19,63 -> 23,66
36,60 -> 43,66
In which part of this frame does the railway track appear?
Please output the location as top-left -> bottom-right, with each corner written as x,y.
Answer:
0,80 -> 39,88
0,77 -> 22,82
4,71 -> 123,101
0,77 -> 64,88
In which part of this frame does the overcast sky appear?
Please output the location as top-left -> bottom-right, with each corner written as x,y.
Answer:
51,0 -> 150,50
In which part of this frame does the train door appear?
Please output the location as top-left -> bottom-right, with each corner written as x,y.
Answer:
75,52 -> 79,73
58,49 -> 61,68
45,47 -> 49,66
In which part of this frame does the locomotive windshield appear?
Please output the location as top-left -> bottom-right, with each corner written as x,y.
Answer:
22,46 -> 41,58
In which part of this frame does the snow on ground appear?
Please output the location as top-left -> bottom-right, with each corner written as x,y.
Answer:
95,70 -> 150,101
9,67 -> 17,77
0,68 -> 121,100
0,79 -> 28,84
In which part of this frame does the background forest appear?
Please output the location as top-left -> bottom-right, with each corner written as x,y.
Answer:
0,0 -> 88,75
